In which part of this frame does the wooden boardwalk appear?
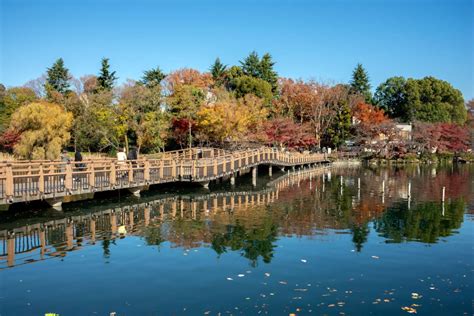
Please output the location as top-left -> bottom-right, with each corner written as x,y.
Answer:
0,147 -> 329,207
0,167 -> 328,268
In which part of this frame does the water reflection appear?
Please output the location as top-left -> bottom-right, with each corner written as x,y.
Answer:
0,164 -> 472,269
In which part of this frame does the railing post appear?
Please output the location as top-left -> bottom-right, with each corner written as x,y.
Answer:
172,160 -> 176,178
38,163 -> 44,194
159,160 -> 164,179
213,159 -> 218,176
65,162 -> 73,192
87,162 -> 95,189
110,162 -> 117,187
128,162 -> 134,183
5,164 -> 14,197
203,160 -> 208,178
144,160 -> 150,182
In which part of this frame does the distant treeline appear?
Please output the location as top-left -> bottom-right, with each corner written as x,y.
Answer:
0,52 -> 472,160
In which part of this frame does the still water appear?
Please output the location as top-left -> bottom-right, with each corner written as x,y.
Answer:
0,164 -> 473,315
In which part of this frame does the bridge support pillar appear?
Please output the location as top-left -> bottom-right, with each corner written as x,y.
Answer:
268,166 -> 272,177
252,167 -> 257,187
45,197 -> 64,210
230,174 -> 235,186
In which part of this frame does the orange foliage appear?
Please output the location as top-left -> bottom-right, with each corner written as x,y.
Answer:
165,68 -> 213,93
352,102 -> 388,124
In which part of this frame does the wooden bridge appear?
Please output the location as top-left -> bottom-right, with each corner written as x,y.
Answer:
0,167 -> 328,268
0,147 -> 329,208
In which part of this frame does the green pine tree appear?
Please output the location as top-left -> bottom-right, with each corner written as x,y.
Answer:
259,53 -> 278,93
141,66 -> 166,87
45,58 -> 71,95
350,63 -> 372,103
240,51 -> 261,78
97,58 -> 117,91
210,58 -> 227,84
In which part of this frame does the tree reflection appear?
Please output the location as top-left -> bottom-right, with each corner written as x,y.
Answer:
211,219 -> 278,266
374,199 -> 465,243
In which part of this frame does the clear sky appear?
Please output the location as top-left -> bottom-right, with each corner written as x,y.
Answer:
1,0 -> 473,99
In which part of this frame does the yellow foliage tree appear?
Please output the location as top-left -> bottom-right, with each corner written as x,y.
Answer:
197,91 -> 268,143
10,101 -> 73,160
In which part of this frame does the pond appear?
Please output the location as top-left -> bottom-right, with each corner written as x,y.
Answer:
0,164 -> 473,315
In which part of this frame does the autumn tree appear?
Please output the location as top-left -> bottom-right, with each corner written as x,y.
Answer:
350,63 -> 372,104
167,84 -> 206,148
164,68 -> 213,95
257,117 -> 316,149
197,91 -> 268,144
45,58 -> 71,97
10,102 -> 73,159
352,102 -> 388,124
0,87 -> 37,133
97,58 -> 117,91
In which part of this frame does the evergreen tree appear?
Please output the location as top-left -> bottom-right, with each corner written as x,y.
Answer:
240,51 -> 261,78
45,58 -> 71,95
259,53 -> 278,93
210,58 -> 227,83
97,58 -> 117,91
350,63 -> 372,103
141,66 -> 166,87
322,100 -> 351,148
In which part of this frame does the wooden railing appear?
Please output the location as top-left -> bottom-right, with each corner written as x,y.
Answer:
0,147 -> 329,205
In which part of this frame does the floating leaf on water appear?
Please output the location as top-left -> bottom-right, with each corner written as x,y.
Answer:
401,306 -> 417,313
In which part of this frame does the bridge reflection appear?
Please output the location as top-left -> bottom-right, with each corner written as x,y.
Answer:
0,165 -> 468,269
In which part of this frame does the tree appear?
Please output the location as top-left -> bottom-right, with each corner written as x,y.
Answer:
210,58 -> 227,85
412,122 -> 470,153
197,90 -> 268,144
350,63 -> 372,103
257,117 -> 316,149
259,53 -> 278,93
240,51 -> 278,93
374,76 -> 467,124
322,100 -> 351,148
118,81 -> 168,152
164,68 -> 213,95
167,84 -> 205,148
97,58 -> 117,91
374,76 -> 408,119
45,58 -> 71,96
141,67 -> 166,87
229,75 -> 273,107
240,51 -> 261,78
0,87 -> 37,133
352,102 -> 388,124
10,102 -> 73,160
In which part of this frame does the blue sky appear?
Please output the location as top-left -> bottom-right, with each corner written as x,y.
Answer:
1,0 -> 473,99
